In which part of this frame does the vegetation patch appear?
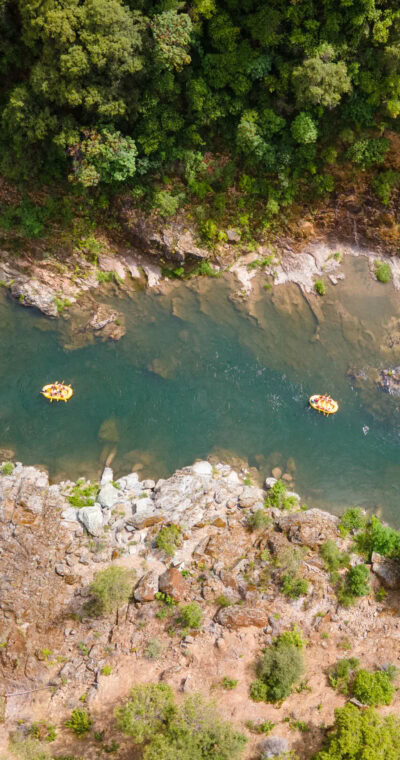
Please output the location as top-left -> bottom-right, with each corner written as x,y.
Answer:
329,658 -> 397,705
65,479 -> 99,508
155,524 -> 182,557
1,461 -> 14,475
265,480 -> 298,510
374,260 -> 392,284
250,628 -> 305,704
115,683 -> 247,759
89,566 -> 135,616
65,709 -> 92,737
314,703 -> 400,759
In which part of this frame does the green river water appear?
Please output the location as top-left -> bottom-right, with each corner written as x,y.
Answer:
1,256 -> 400,523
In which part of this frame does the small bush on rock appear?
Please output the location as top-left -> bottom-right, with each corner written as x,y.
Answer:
337,564 -> 370,606
251,628 -> 305,704
1,461 -> 14,475
155,524 -> 181,557
328,658 -> 360,694
265,480 -> 297,511
281,573 -> 309,599
89,566 -> 135,616
338,507 -> 366,536
178,602 -> 203,630
144,638 -> 163,660
247,509 -> 272,532
355,515 -> 400,559
320,540 -> 349,572
314,279 -> 326,296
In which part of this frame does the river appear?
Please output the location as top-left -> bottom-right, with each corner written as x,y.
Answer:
1,255 -> 400,523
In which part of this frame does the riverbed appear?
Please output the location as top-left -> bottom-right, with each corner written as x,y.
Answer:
1,255 -> 400,522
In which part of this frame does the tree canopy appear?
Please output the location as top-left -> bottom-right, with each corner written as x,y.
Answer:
1,0 -> 400,208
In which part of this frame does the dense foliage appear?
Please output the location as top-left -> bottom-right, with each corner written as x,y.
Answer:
115,683 -> 247,759
2,0 -> 400,215
251,628 -> 305,703
314,703 -> 400,760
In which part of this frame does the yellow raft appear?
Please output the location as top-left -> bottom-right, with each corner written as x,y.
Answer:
309,394 -> 339,415
41,382 -> 73,403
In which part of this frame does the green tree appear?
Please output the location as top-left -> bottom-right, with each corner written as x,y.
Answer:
314,703 -> 400,760
151,11 -> 192,72
293,44 -> 352,109
69,128 -> 137,186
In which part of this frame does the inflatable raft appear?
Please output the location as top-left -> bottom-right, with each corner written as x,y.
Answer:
309,394 -> 338,415
41,382 -> 73,403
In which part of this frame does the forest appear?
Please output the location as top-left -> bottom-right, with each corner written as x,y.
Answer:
1,0 -> 400,222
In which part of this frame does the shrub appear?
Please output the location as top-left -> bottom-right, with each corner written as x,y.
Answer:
320,540 -> 349,572
265,480 -> 297,510
66,479 -> 99,507
281,573 -> 309,599
8,736 -> 51,760
355,515 -> 400,558
1,461 -> 14,475
314,279 -> 326,296
222,677 -> 238,690
313,703 -> 400,760
338,507 -> 366,536
372,170 -> 400,205
177,602 -> 203,630
89,566 -> 134,616
329,657 -> 360,694
352,668 -> 396,706
246,509 -> 271,532
375,260 -> 392,283
215,594 -> 232,608
346,137 -> 390,168
153,189 -> 185,218
101,665 -> 112,676
65,709 -> 92,736
116,684 -> 247,759
155,524 -> 181,557
251,629 -> 305,703
337,564 -> 370,607
144,638 -> 163,660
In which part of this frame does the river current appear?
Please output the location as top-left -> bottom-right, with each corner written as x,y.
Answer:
1,256 -> 400,523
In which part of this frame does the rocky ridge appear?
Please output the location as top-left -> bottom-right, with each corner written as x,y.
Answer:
1,459 -> 400,759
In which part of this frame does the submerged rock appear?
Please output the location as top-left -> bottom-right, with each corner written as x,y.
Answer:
377,367 -> 400,396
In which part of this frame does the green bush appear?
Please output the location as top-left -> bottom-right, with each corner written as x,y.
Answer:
372,170 -> 400,205
355,515 -> 400,559
314,279 -> 326,296
337,564 -> 370,607
177,602 -> 203,630
1,461 -> 14,475
65,709 -> 92,736
265,480 -> 297,510
313,703 -> 400,760
320,540 -> 349,572
374,261 -> 392,284
250,629 -> 305,703
352,668 -> 396,706
281,573 -> 309,599
144,638 -> 163,660
155,525 -> 181,557
153,190 -> 185,218
338,507 -> 366,536
66,479 -> 99,508
328,657 -> 360,694
89,566 -> 135,616
222,677 -> 238,690
246,509 -> 271,532
215,594 -> 232,608
115,684 -> 247,759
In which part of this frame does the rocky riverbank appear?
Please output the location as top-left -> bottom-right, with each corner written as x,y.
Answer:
1,458 -> 400,759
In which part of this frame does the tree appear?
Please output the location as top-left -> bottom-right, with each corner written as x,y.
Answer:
151,11 -> 192,72
89,565 -> 135,615
314,703 -> 400,760
291,113 -> 318,144
68,128 -> 137,186
250,629 -> 305,703
293,44 -> 352,109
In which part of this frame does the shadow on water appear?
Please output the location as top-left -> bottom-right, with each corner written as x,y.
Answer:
1,256 -> 400,523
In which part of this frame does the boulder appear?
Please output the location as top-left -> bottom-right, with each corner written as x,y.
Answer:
61,507 -> 79,522
238,486 -> 265,508
265,477 -> 277,490
100,467 -> 113,487
259,737 -> 290,759
192,461 -> 213,476
134,570 -> 160,602
129,500 -> 164,529
120,207 -> 210,264
98,482 -> 119,509
216,603 -> 271,628
78,505 -> 104,536
277,508 -> 339,548
158,567 -> 189,602
10,277 -> 60,317
371,552 -> 400,589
